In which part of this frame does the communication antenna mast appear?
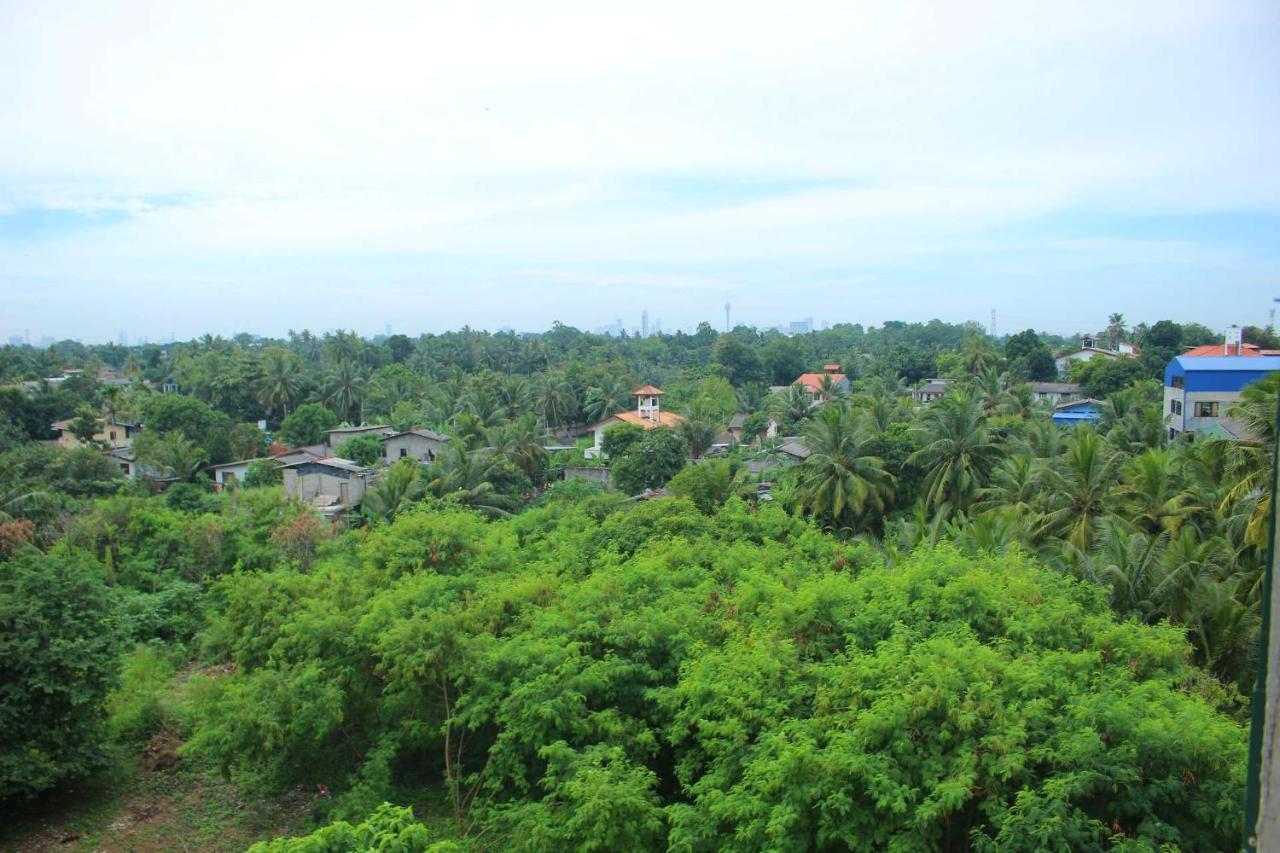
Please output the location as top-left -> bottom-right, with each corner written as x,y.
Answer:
990,309 -> 997,338
724,299 -> 731,333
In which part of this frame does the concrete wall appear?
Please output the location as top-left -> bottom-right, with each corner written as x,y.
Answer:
563,466 -> 611,488
383,432 -> 446,462
284,467 -> 369,506
326,426 -> 392,455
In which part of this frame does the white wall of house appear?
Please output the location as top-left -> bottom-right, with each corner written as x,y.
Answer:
1163,387 -> 1242,436
212,461 -> 254,487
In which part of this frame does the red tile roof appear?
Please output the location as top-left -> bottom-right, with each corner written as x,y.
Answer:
1182,343 -> 1262,357
794,373 -> 846,393
631,384 -> 664,396
593,410 -> 685,430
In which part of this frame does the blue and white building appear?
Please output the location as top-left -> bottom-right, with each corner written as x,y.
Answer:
1163,355 -> 1280,439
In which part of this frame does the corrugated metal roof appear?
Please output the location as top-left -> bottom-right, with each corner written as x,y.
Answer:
1173,356 -> 1280,372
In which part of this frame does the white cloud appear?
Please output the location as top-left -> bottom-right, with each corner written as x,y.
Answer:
0,0 -> 1276,337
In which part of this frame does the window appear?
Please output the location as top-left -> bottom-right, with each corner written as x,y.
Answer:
1194,401 -> 1219,418
110,430 -> 118,440
1171,376 -> 1184,389
399,448 -> 407,458
1170,400 -> 1182,415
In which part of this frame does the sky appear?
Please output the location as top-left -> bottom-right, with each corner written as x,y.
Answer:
1,0 -> 1278,343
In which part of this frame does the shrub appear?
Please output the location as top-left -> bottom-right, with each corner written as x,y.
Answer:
0,551 -> 120,798
106,645 -> 179,746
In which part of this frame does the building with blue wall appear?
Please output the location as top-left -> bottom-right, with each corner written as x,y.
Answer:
1163,355 -> 1280,438
1052,398 -> 1103,427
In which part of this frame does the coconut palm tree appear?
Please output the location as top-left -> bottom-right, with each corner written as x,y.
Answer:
770,385 -> 818,430
256,347 -> 302,419
793,403 -> 894,532
678,418 -> 722,460
1216,374 -> 1280,548
137,431 -> 207,483
361,459 -> 426,525
461,386 -> 505,428
735,382 -> 769,414
325,360 -> 369,424
1035,427 -> 1118,550
979,453 -> 1044,517
1114,448 -> 1191,535
495,376 -> 531,420
583,379 -> 633,423
530,373 -> 577,431
487,415 -> 548,487
908,392 -> 1001,516
424,446 -> 521,519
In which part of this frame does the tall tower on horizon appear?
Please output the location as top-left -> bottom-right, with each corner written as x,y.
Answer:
724,300 -> 731,333
641,310 -> 649,338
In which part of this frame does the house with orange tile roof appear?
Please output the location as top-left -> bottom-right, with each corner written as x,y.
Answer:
587,385 -> 685,458
792,371 -> 850,397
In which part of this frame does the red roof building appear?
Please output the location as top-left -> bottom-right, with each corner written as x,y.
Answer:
793,373 -> 849,394
1182,342 -> 1264,357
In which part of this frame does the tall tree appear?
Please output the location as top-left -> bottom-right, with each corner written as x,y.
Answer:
794,403 -> 894,532
255,347 -> 303,419
908,393 -> 1001,515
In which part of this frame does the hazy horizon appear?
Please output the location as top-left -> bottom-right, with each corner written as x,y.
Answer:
2,1 -> 1278,342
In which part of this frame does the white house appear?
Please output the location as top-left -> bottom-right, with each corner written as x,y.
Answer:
208,458 -> 268,489
1054,336 -> 1138,376
586,385 -> 685,458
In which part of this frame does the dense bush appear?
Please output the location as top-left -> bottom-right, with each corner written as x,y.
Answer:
182,499 -> 1246,849
0,551 -> 120,799
249,804 -> 460,852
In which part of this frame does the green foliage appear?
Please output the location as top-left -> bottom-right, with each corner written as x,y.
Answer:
338,433 -> 386,466
69,405 -> 102,444
178,500 -> 1245,850
609,428 -> 689,495
244,459 -> 284,488
600,422 -> 643,458
1002,329 -> 1058,382
793,403 -> 894,532
143,393 -> 234,464
280,402 -> 339,448
230,422 -> 271,460
668,458 -> 753,514
713,336 -> 766,386
0,551 -> 120,798
248,803 -> 458,852
133,430 -> 208,482
106,644 -> 179,746
1074,356 -> 1149,398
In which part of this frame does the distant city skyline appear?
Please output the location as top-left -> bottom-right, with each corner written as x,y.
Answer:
1,2 -> 1276,342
